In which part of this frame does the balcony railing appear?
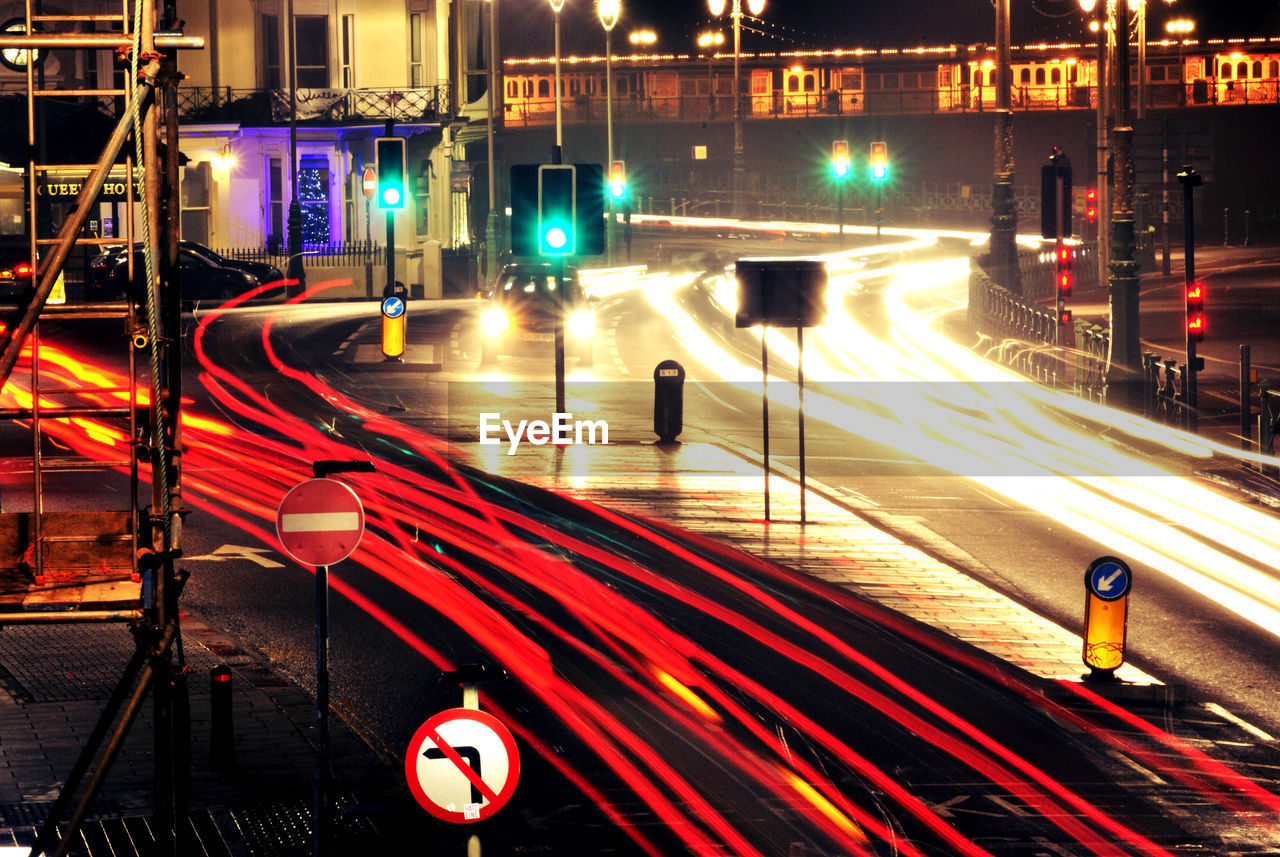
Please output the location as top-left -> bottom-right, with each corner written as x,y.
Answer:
175,85 -> 454,125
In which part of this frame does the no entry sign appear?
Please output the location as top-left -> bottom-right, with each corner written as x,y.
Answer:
275,478 -> 365,567
405,708 -> 520,823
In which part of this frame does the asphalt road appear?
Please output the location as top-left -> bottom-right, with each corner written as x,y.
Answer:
160,232 -> 1280,854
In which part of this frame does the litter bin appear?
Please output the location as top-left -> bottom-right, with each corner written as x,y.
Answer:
653,359 -> 685,443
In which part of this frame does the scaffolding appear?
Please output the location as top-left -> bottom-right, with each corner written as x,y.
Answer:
0,1 -> 203,853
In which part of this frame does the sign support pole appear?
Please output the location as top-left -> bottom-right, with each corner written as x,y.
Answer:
314,561 -> 330,857
554,256 -> 566,415
797,324 -> 806,525
761,333 -> 770,521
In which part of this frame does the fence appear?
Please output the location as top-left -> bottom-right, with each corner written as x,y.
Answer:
211,241 -> 384,270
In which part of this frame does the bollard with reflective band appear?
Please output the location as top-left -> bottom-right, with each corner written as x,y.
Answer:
1082,556 -> 1132,677
381,294 -> 406,360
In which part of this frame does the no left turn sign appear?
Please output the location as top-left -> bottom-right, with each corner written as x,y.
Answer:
405,708 -> 520,823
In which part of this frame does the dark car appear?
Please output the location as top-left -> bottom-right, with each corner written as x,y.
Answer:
479,263 -> 594,366
0,239 -> 35,303
86,240 -> 284,303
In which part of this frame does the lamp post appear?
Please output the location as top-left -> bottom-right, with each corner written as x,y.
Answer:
1106,0 -> 1142,411
709,0 -> 763,220
1166,18 -> 1194,106
550,0 -> 566,163
286,0 -> 304,295
990,0 -> 1018,292
698,31 -> 724,118
485,0 -> 501,281
599,0 -> 620,263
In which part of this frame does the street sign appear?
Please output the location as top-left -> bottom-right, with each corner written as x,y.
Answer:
381,295 -> 405,319
275,478 -> 365,567
406,708 -> 520,823
1086,557 -> 1131,601
362,166 -> 376,202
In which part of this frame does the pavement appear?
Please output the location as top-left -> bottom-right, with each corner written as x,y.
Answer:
1,241 -> 1276,855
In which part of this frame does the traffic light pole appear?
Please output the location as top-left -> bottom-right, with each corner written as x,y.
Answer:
1180,166 -> 1203,434
554,257 -> 566,414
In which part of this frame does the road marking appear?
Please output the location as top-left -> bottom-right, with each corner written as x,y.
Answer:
1204,702 -> 1275,741
1106,749 -> 1167,784
184,544 -> 284,568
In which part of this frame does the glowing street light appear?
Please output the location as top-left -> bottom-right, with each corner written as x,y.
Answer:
709,0 -> 764,220
598,0 -> 620,262
550,0 -> 567,159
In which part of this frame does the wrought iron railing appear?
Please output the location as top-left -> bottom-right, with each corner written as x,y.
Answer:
174,86 -> 454,124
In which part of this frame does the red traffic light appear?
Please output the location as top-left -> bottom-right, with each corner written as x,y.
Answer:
1055,243 -> 1073,298
1084,187 -> 1098,223
1187,312 -> 1206,342
1186,281 -> 1204,310
1059,308 -> 1073,325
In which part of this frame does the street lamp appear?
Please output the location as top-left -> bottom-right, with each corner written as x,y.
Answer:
598,0 -> 620,262
698,31 -> 724,118
549,0 -> 567,163
709,0 -> 763,220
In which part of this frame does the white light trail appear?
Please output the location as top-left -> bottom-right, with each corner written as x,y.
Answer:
645,235 -> 1280,638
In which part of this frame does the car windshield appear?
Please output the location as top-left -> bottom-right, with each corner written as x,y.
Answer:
495,270 -> 582,306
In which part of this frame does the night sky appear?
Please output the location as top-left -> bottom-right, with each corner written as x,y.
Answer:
501,0 -> 1280,59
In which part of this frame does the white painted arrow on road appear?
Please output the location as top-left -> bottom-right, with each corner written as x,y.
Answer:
184,544 -> 284,568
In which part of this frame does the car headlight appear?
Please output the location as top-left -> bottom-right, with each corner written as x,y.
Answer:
482,305 -> 510,335
567,307 -> 594,339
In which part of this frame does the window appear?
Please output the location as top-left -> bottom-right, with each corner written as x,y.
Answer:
803,74 -> 815,93
1020,68 -> 1031,84
1051,67 -> 1061,85
1149,66 -> 1165,82
616,75 -> 628,95
1035,68 -> 1046,85
841,68 -> 862,90
538,79 -> 549,98
268,158 -> 283,252
295,16 -> 329,88
787,74 -> 799,93
180,162 -> 210,246
409,13 -> 423,87
1238,61 -> 1249,79
1253,61 -> 1263,78
1271,60 -> 1279,78
1221,61 -> 1232,79
298,156 -> 330,244
341,15 -> 354,87
507,80 -> 517,98
261,14 -> 280,89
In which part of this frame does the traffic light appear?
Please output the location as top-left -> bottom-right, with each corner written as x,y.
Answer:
1084,187 -> 1098,225
1056,243 -> 1073,298
375,137 -> 407,209
1040,150 -> 1072,240
832,139 -> 850,180
510,163 -> 604,258
1059,308 -> 1073,325
1186,281 -> 1205,343
869,141 -> 888,182
609,160 -> 627,201
538,165 -> 576,256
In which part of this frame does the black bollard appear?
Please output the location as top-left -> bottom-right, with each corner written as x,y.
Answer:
653,360 -> 685,443
211,665 -> 233,769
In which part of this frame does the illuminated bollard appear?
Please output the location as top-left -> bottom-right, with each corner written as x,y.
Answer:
381,282 -> 407,361
1082,556 -> 1132,679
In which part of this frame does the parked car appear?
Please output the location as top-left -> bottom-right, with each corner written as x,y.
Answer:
479,263 -> 594,366
86,240 -> 284,303
0,238 -> 35,303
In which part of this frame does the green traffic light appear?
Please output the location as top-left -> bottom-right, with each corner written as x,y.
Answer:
543,224 -> 570,251
382,186 -> 402,207
871,164 -> 887,182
